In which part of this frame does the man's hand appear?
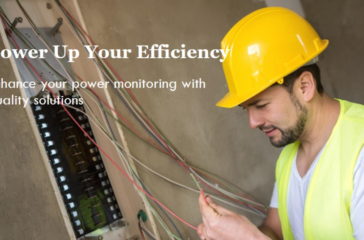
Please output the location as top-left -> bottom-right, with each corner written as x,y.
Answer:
197,192 -> 269,240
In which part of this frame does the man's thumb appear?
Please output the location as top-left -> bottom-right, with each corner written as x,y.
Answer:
206,196 -> 230,215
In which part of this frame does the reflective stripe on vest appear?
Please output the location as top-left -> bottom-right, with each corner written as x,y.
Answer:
276,99 -> 364,240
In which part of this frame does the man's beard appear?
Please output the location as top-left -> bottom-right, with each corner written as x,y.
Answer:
261,95 -> 308,148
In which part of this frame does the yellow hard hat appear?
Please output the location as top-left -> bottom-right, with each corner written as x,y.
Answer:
216,7 -> 329,108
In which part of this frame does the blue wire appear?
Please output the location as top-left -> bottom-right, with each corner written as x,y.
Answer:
59,5 -> 264,220
132,169 -> 184,240
139,219 -> 156,240
99,98 -> 184,240
57,4 -> 186,236
59,5 -> 171,154
105,77 -> 171,153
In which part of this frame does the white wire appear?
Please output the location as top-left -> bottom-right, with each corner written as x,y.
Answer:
28,24 -> 175,240
168,147 -> 267,213
22,14 -> 131,179
26,23 -> 136,180
75,90 -> 175,239
45,26 -> 267,217
54,6 -> 268,213
24,2 -> 267,217
14,9 -> 178,238
103,70 -> 268,211
64,103 -> 176,238
166,141 -> 266,210
46,6 -> 173,156
78,91 -> 170,238
64,105 -> 265,217
140,218 -> 157,239
81,88 -> 133,176
21,16 -> 173,237
57,8 -> 173,153
189,168 -> 266,209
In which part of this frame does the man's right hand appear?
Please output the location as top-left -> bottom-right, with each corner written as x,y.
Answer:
197,192 -> 270,240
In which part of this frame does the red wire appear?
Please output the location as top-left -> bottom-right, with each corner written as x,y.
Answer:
19,0 -> 265,220
56,0 -> 187,167
201,189 -> 208,205
49,7 -> 264,211
77,61 -> 258,209
59,4 -> 140,107
138,220 -> 146,240
193,167 -> 233,191
191,167 -> 265,211
75,70 -> 191,172
72,71 -> 191,172
30,1 -> 191,173
73,72 -> 190,173
58,3 -> 181,162
199,179 -> 266,212
73,73 -> 170,156
0,14 -> 197,231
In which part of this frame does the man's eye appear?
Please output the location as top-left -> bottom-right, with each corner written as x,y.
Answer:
256,104 -> 268,109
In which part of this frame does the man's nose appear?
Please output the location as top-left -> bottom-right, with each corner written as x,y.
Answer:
247,109 -> 264,129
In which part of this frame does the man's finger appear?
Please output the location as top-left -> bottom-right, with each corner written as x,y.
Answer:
197,223 -> 206,240
205,196 -> 232,215
199,192 -> 218,218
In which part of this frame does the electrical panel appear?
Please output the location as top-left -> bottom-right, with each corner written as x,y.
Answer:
31,93 -> 123,238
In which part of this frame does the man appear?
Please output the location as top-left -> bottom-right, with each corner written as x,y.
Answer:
197,7 -> 364,240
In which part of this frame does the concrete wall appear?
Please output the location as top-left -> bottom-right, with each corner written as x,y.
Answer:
1,0 -> 364,239
301,0 -> 364,105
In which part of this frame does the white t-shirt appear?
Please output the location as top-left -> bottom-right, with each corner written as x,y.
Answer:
270,146 -> 364,240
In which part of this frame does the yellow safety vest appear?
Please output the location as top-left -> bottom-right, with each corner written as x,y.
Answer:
276,99 -> 364,240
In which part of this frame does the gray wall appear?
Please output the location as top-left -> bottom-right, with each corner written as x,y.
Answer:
1,0 -> 364,239
301,0 -> 364,105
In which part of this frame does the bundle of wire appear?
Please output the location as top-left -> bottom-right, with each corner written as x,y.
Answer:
0,1 -> 268,239
51,0 -> 267,213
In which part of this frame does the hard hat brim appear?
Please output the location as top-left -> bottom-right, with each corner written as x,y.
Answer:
216,92 -> 248,108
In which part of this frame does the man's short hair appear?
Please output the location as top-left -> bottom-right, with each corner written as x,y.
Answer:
278,63 -> 324,95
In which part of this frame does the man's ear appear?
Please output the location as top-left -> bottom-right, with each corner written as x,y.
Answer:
296,71 -> 315,102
